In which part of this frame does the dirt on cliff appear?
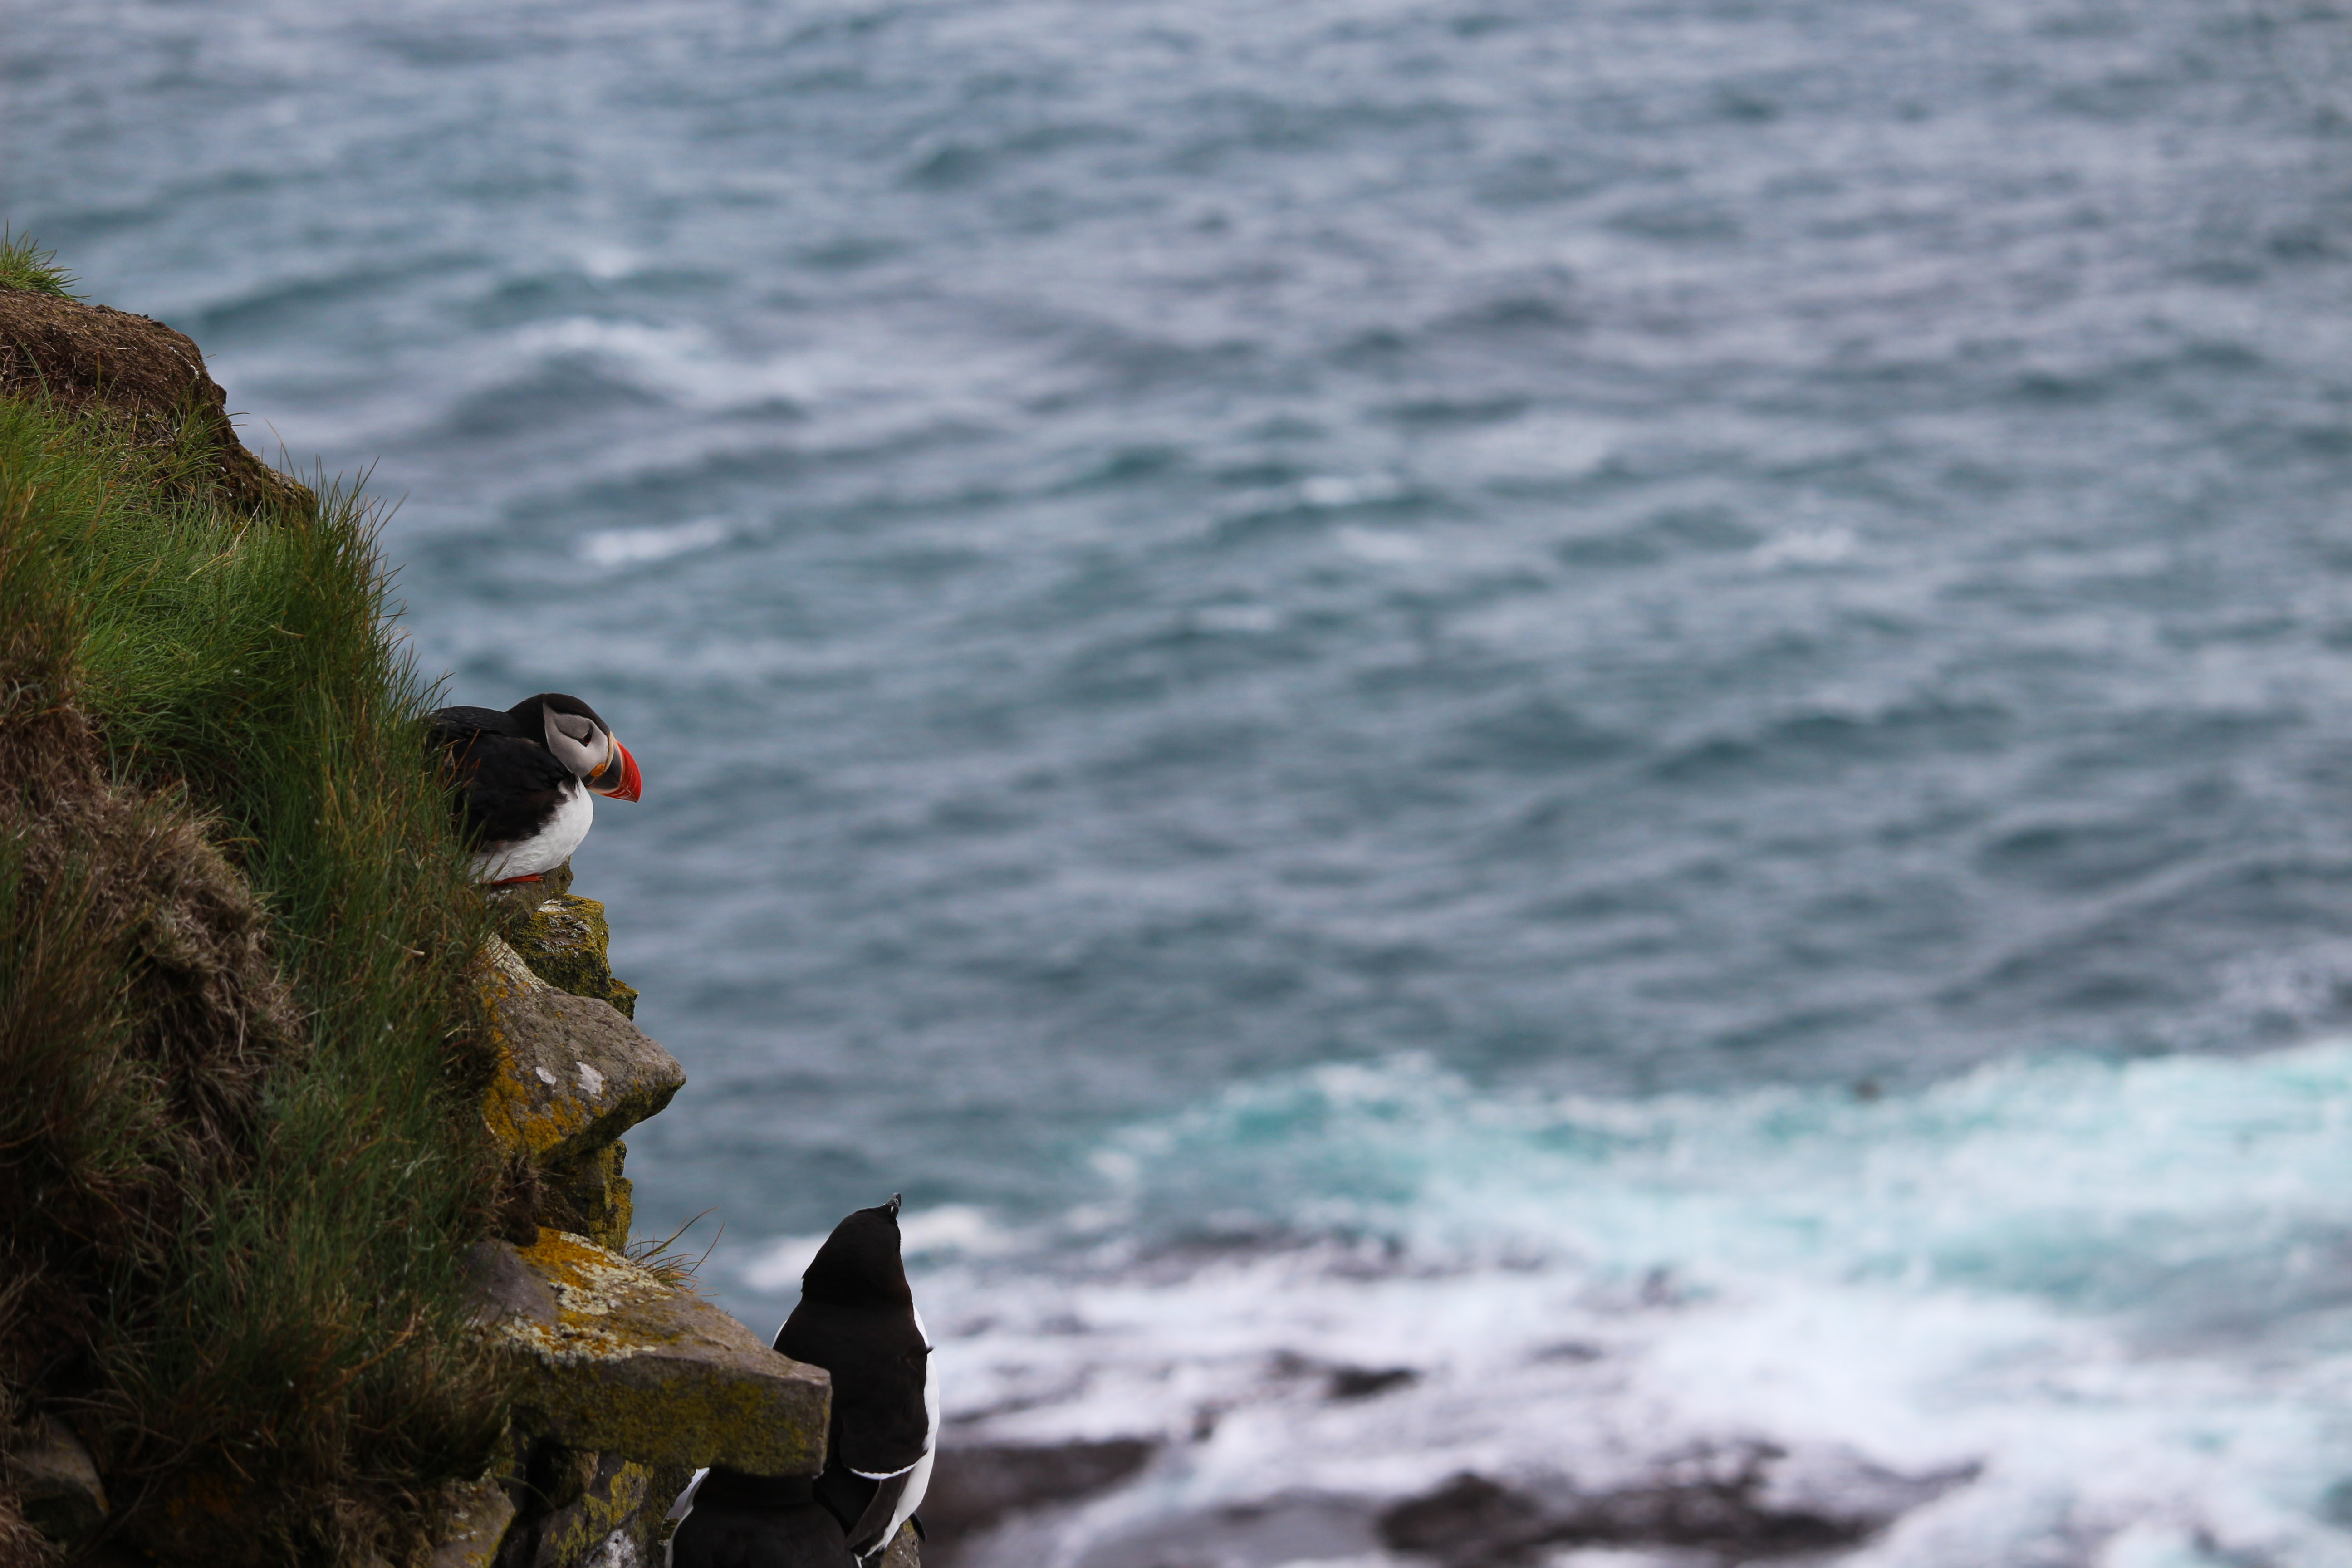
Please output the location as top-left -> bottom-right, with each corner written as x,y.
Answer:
0,283 -> 313,515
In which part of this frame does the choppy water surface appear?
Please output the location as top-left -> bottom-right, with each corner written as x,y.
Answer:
13,0 -> 2352,1559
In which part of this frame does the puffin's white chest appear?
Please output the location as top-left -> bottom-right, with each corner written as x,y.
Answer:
474,781 -> 593,882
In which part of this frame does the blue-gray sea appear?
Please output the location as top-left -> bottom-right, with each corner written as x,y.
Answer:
13,0 -> 2352,1559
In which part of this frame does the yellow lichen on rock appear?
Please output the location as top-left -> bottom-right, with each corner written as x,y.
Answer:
450,884 -> 853,1558
491,1230 -> 675,1363
477,936 -> 683,1168
547,1140 -> 636,1253
427,1475 -> 517,1568
471,1231 -> 830,1477
526,1451 -> 671,1568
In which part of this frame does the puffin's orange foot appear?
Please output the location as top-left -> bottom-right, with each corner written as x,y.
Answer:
488,873 -> 544,887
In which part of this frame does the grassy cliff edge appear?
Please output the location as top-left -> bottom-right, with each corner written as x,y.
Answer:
0,257 -> 510,1565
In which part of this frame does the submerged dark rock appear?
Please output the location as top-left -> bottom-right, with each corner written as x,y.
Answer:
1324,1364 -> 1418,1401
1060,1493 -> 1381,1568
1377,1446 -> 1971,1567
920,1438 -> 1158,1562
1378,1474 -> 1548,1566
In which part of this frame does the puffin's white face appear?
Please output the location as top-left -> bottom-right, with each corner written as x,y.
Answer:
542,705 -> 644,800
543,707 -> 614,780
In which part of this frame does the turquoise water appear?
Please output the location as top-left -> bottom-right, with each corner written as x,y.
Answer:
881,1044 -> 2352,1565
12,0 -> 2352,1556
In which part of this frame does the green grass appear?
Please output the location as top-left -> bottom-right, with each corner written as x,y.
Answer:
0,232 -> 80,298
0,391 -> 507,1563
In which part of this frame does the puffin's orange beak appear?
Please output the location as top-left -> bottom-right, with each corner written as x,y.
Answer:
593,741 -> 643,802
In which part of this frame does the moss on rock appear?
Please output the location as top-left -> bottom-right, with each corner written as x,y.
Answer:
510,896 -> 639,1019
524,1451 -> 655,1568
483,863 -> 639,1019
542,1140 -> 636,1254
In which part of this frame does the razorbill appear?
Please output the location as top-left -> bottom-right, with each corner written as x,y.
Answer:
429,692 -> 642,884
667,1197 -> 937,1568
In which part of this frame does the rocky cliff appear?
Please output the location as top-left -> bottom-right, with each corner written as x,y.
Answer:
0,270 -> 887,1568
441,871 -> 882,1568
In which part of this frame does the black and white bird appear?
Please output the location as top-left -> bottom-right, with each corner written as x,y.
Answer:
429,693 -> 642,884
669,1197 -> 938,1568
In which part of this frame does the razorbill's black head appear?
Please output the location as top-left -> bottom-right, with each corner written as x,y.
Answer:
429,691 -> 642,885
801,1195 -> 916,1309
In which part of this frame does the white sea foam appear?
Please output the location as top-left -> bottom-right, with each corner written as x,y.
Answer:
1752,526 -> 1860,567
741,1234 -> 824,1294
1192,603 -> 1284,634
578,518 -> 730,567
1333,525 -> 1429,564
1303,475 -> 1406,509
899,1202 -> 1020,1258
500,317 -> 824,413
868,1044 -> 2352,1567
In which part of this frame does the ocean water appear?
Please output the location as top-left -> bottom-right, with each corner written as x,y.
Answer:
11,0 -> 2352,1559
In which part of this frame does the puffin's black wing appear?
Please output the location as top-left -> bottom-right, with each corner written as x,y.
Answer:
429,705 -> 515,744
430,706 -> 571,846
777,1299 -> 932,1477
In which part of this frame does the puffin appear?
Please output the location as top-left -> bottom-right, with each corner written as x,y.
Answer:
668,1197 -> 938,1568
429,692 -> 642,884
